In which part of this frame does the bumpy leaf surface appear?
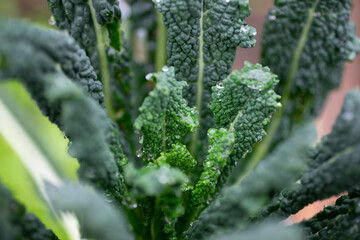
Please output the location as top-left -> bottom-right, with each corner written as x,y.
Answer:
301,188 -> 360,240
154,0 -> 256,146
192,128 -> 234,206
185,124 -> 316,240
134,67 -> 198,162
0,183 -> 59,240
47,182 -> 134,240
47,0 -> 121,70
125,164 -> 188,239
278,90 -> 360,215
261,0 -> 360,145
159,143 -> 197,174
0,19 -> 104,117
210,62 -> 281,186
0,19 -> 126,201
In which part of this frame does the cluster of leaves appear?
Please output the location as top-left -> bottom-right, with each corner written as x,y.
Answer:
0,0 -> 360,239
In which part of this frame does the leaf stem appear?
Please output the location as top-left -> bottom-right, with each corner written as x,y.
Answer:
190,8 -> 204,155
239,0 -> 320,182
89,1 -> 116,120
151,197 -> 161,240
155,11 -> 167,72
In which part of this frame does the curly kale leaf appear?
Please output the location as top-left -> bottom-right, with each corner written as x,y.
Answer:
48,0 -> 136,136
191,128 -> 234,206
209,62 -> 281,188
0,19 -> 127,201
125,164 -> 188,239
185,124 -> 316,240
158,143 -> 197,174
301,189 -> 360,240
278,90 -> 360,215
90,0 -> 121,25
46,74 -> 127,200
47,0 -> 121,63
47,0 -> 98,71
47,182 -> 134,240
260,0 -> 360,148
0,183 -> 59,240
0,18 -> 104,117
154,0 -> 256,152
134,67 -> 199,162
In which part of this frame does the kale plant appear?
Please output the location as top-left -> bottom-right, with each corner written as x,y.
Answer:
0,0 -> 360,239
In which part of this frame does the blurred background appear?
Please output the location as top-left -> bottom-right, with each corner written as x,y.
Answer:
0,0 -> 359,224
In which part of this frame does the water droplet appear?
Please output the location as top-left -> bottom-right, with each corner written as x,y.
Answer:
105,194 -> 113,203
162,66 -> 169,72
139,135 -> 144,144
136,149 -> 142,157
225,0 -> 230,2
190,222 -> 194,227
145,73 -> 153,81
130,203 -> 138,209
342,111 -> 354,121
242,150 -> 249,159
251,29 -> 257,36
240,25 -> 248,33
49,16 -> 56,25
268,15 -> 276,21
216,82 -> 224,89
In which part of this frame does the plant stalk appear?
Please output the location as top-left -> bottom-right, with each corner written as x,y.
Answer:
190,8 -> 204,156
239,0 -> 320,182
89,1 -> 116,121
155,11 -> 167,72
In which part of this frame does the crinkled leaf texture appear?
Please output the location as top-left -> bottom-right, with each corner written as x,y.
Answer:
0,19 -> 126,202
154,0 -> 257,149
279,89 -> 360,215
125,163 -> 188,239
0,183 -> 59,240
186,124 -> 316,240
301,188 -> 360,240
210,62 -> 281,189
47,0 -> 122,72
134,67 -> 198,162
256,89 -> 360,226
261,0 -> 360,145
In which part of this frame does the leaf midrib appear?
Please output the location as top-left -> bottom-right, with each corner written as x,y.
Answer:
244,0 -> 321,178
190,6 -> 205,155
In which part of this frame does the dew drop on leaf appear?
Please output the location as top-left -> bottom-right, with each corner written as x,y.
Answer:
162,66 -> 169,72
216,82 -> 224,89
145,73 -> 153,81
130,203 -> 138,209
342,111 -> 354,121
268,15 -> 276,21
48,16 -> 56,25
139,135 -> 144,144
136,149 -> 142,157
